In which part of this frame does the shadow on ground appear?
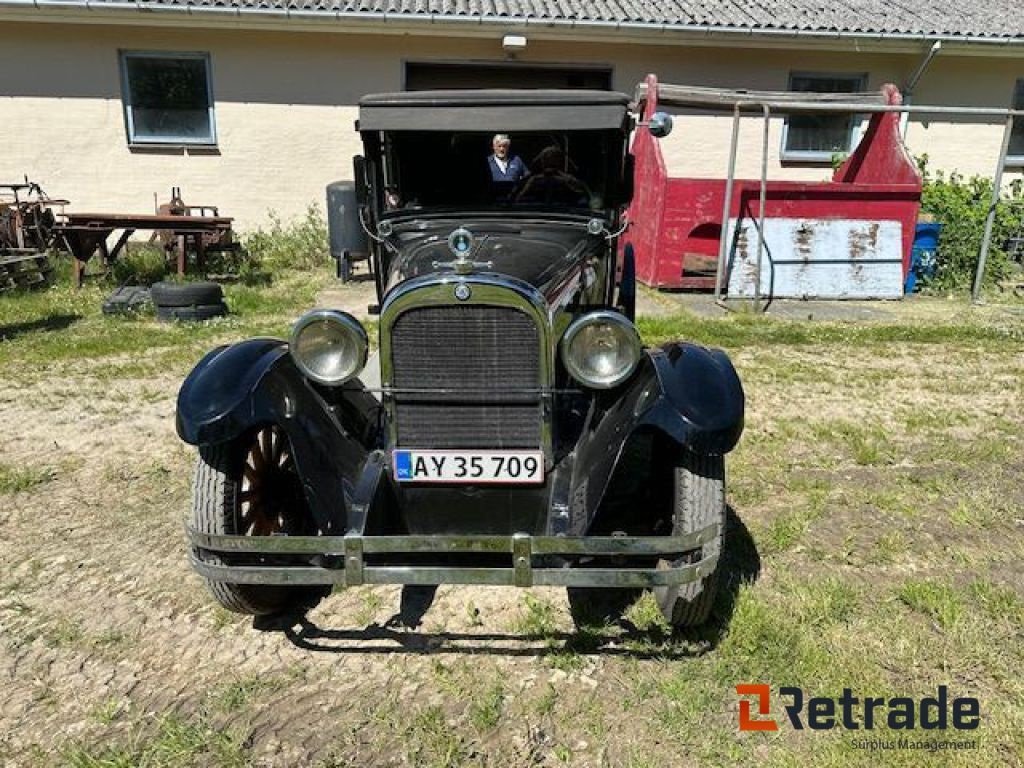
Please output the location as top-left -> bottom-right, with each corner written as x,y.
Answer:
0,313 -> 80,341
255,507 -> 760,659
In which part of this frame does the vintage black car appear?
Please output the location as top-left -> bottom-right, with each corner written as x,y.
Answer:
176,89 -> 744,629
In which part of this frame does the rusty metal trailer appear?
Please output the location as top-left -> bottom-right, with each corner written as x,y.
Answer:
59,211 -> 235,288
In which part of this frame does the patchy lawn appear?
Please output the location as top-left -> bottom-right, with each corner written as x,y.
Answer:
0,274 -> 1022,767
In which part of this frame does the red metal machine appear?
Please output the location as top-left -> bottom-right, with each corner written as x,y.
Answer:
0,179 -> 67,291
58,189 -> 239,288
627,76 -> 922,299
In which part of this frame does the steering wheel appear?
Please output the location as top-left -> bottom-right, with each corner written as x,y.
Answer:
506,175 -> 534,203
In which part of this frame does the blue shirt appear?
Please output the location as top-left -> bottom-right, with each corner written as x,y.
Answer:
488,154 -> 528,183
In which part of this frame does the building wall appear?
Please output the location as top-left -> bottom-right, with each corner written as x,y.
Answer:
1,20 -> 1022,230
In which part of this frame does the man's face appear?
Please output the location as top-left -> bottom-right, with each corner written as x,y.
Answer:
493,139 -> 510,159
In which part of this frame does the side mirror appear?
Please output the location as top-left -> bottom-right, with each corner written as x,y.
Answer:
647,112 -> 673,139
352,155 -> 368,206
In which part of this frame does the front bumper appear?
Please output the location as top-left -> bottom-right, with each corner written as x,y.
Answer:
187,525 -> 719,588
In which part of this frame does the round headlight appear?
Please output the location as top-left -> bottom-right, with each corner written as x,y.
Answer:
290,310 -> 368,386
560,311 -> 642,389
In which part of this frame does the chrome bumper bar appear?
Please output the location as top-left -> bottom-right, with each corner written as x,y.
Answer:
186,525 -> 719,588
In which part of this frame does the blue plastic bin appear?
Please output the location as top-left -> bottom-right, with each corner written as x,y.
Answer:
905,222 -> 942,294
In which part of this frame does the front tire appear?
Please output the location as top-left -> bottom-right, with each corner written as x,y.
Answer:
190,426 -> 329,616
654,450 -> 726,628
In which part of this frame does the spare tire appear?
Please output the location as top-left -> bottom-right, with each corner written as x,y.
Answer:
151,280 -> 223,308
156,302 -> 228,323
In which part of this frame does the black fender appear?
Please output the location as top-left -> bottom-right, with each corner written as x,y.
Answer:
568,342 -> 744,531
638,343 -> 745,454
176,338 -> 376,533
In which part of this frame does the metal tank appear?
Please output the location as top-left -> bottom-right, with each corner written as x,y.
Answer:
326,181 -> 368,282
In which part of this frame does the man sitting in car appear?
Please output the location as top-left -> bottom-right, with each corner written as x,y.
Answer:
487,134 -> 528,200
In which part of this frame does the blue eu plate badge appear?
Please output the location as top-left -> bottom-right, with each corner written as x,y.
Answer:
394,450 -> 413,481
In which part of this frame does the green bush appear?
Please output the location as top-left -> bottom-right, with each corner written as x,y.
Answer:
202,245 -> 268,286
111,243 -> 167,285
243,205 -> 331,273
917,155 -> 1023,291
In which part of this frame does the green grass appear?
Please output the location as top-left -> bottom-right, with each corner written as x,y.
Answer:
3,275 -> 1023,767
90,698 -> 128,726
870,531 -> 908,564
897,580 -> 964,630
514,592 -> 560,637
0,463 -> 54,493
211,674 -> 283,713
404,706 -> 468,768
468,681 -> 505,732
636,311 -> 1024,350
353,588 -> 386,626
623,592 -> 671,634
0,269 -> 330,382
63,714 -> 249,768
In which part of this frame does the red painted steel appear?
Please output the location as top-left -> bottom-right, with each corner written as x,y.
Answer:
627,75 -> 922,290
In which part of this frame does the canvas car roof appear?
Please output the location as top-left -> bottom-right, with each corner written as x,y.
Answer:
358,90 -> 632,132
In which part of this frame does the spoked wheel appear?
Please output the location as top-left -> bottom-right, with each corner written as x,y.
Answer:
239,426 -> 304,537
191,425 -> 330,616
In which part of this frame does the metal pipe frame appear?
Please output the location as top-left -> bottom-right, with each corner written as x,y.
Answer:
900,41 -> 943,138
187,525 -> 720,588
973,114 -> 1017,303
754,103 -> 770,311
714,104 -> 741,303
650,85 -> 1023,305
643,85 -> 1024,118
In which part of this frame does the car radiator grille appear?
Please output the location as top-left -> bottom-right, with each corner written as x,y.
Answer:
390,305 -> 543,449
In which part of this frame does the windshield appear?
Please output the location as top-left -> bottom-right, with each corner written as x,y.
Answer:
377,130 -> 621,214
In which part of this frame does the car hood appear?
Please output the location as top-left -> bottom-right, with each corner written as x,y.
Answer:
382,218 -> 604,301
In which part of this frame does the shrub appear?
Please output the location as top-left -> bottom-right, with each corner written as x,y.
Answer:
917,155 -> 1023,291
111,243 -> 167,285
202,245 -> 268,286
243,205 -> 331,273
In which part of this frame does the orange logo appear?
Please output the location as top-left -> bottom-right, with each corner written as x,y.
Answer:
736,684 -> 778,731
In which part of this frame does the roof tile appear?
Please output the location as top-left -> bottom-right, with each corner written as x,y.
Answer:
71,0 -> 1024,38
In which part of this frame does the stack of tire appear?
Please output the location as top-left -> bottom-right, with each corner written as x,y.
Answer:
151,281 -> 228,322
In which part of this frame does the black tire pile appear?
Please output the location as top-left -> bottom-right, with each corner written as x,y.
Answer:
150,281 -> 228,322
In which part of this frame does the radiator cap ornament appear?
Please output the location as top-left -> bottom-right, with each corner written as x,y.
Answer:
448,227 -> 474,257
454,283 -> 472,301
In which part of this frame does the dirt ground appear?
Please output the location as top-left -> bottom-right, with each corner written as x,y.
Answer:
1,286 -> 1022,767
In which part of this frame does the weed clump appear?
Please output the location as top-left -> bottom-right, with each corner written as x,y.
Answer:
243,205 -> 330,273
111,243 -> 167,286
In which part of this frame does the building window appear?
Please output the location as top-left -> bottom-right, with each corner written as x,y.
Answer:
1008,79 -> 1024,165
120,52 -> 216,146
781,72 -> 867,162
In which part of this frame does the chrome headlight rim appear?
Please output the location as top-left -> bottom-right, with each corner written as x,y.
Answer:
289,309 -> 368,387
560,310 -> 643,390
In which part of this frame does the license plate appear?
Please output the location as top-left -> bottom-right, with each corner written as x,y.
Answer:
392,449 -> 544,484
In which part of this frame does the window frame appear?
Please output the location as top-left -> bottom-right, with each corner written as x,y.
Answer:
1005,78 -> 1024,167
780,71 -> 868,163
119,50 -> 217,147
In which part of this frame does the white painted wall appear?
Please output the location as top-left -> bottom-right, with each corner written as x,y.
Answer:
1,21 -> 1022,230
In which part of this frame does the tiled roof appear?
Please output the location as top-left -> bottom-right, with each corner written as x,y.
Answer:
17,0 -> 1024,41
